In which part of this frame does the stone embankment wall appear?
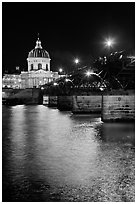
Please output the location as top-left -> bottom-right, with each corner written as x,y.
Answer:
3,88 -> 135,122
48,96 -> 58,107
2,88 -> 43,105
101,92 -> 135,122
2,89 -> 20,98
57,96 -> 73,111
72,95 -> 102,113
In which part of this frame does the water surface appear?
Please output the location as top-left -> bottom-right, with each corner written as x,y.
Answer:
2,105 -> 135,202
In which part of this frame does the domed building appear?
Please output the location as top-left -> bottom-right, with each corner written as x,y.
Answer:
27,38 -> 50,72
3,37 -> 59,89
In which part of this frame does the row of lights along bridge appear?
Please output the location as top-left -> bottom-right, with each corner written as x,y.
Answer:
58,38 -> 114,75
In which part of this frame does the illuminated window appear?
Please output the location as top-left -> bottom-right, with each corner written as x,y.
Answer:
38,63 -> 42,70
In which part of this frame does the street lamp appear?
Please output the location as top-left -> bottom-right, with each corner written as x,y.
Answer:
53,82 -> 58,86
106,39 -> 113,47
58,68 -> 63,78
59,68 -> 63,73
86,70 -> 93,77
104,37 -> 115,49
104,37 -> 116,57
74,58 -> 79,65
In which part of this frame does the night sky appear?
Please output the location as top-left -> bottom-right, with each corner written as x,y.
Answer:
2,2 -> 135,73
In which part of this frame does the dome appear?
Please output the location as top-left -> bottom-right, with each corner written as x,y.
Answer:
28,38 -> 50,58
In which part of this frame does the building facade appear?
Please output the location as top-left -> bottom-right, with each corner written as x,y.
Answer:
2,74 -> 22,89
27,38 -> 51,72
3,38 -> 59,89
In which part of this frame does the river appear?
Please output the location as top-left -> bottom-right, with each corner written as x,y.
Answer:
2,105 -> 135,202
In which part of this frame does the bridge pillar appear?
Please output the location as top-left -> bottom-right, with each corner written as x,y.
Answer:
72,95 -> 102,114
57,96 -> 73,111
101,90 -> 135,122
48,96 -> 58,107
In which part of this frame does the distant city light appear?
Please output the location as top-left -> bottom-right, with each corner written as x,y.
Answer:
119,55 -> 123,59
100,87 -> 104,91
86,70 -> 93,77
65,78 -> 69,82
59,68 -> 63,73
74,58 -> 79,64
16,66 -> 20,70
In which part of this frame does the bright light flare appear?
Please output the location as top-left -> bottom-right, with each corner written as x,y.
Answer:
119,55 -> 123,59
59,68 -> 63,73
53,82 -> 58,86
65,78 -> 69,82
74,58 -> 79,64
104,37 -> 115,48
86,70 -> 93,77
106,40 -> 112,47
100,87 -> 104,91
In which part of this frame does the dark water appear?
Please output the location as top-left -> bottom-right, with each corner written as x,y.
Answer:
2,105 -> 135,202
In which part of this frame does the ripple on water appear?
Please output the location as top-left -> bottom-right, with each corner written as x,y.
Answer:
2,105 -> 135,202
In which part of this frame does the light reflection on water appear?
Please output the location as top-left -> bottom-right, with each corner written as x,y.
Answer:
2,105 -> 135,202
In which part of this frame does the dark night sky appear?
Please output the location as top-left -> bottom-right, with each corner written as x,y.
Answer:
2,2 -> 135,73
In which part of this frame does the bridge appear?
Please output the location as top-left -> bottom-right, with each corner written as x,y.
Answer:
42,51 -> 134,96
40,51 -> 135,122
2,51 -> 135,122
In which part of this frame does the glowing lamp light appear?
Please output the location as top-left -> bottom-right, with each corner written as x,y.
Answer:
59,68 -> 63,73
65,79 -> 69,82
41,87 -> 44,90
53,82 -> 58,86
106,40 -> 112,47
104,38 -> 115,48
86,70 -> 93,77
74,58 -> 79,64
100,87 -> 104,91
119,55 -> 123,59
